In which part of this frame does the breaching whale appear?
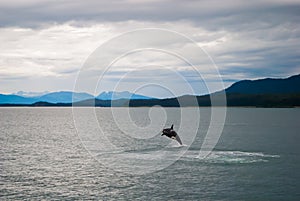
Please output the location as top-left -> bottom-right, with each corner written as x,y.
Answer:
161,124 -> 183,145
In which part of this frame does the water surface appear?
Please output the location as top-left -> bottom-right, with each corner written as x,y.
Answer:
1,108 -> 299,200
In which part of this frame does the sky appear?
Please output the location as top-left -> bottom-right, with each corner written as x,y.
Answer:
0,0 -> 299,98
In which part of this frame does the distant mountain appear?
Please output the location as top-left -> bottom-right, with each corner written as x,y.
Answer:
13,91 -> 49,97
1,74 -> 300,107
0,91 -> 94,104
0,90 -> 153,104
26,93 -> 300,108
96,91 -> 153,100
65,74 -> 300,107
0,94 -> 38,104
225,74 -> 300,94
38,91 -> 94,103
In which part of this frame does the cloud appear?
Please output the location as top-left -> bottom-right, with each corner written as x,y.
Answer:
0,1 -> 299,96
0,0 -> 299,27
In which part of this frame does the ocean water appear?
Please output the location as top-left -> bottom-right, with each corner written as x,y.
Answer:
1,107 -> 299,200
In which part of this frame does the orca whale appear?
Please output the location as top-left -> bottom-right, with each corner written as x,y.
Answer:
161,124 -> 183,145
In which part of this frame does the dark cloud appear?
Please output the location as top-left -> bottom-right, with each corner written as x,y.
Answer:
0,0 -> 299,29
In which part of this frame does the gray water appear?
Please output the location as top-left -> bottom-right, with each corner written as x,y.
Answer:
1,107 -> 299,200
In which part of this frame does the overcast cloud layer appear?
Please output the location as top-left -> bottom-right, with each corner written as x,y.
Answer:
0,0 -> 299,97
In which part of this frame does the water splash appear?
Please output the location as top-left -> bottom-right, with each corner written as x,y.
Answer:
187,150 -> 280,164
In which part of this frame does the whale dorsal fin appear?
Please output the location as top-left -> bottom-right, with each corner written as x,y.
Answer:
171,124 -> 173,130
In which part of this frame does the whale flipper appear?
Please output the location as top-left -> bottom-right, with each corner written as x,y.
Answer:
175,134 -> 182,145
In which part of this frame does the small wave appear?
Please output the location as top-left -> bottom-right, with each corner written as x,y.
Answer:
168,143 -> 187,148
94,149 -> 125,156
124,146 -> 162,153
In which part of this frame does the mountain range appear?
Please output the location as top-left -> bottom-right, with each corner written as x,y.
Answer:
0,91 -> 153,104
96,91 -> 152,100
13,91 -> 49,97
225,74 -> 300,94
1,74 -> 300,107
